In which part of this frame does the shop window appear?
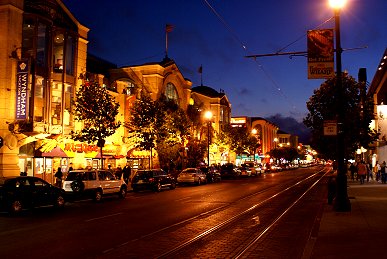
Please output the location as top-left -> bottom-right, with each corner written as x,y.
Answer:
53,32 -> 64,73
34,76 -> 46,122
51,83 -> 62,125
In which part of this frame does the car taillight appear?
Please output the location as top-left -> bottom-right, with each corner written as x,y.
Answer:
149,178 -> 154,183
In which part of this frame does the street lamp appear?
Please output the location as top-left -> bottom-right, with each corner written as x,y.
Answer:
204,111 -> 213,166
330,0 -> 351,211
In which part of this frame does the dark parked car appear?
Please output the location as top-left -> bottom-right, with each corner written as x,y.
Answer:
199,166 -> 221,183
0,176 -> 65,214
131,169 -> 176,192
220,163 -> 241,179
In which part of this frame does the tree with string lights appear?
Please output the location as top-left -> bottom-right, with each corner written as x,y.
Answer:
72,81 -> 120,169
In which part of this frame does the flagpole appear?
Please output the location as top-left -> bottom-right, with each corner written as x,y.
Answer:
199,65 -> 203,86
165,28 -> 168,58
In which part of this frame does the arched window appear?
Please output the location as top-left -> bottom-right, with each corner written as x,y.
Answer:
165,83 -> 179,104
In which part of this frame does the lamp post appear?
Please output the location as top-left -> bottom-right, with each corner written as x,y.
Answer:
329,0 -> 351,211
205,111 -> 213,166
252,129 -> 258,162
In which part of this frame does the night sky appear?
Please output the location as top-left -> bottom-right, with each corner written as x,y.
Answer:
62,0 -> 387,123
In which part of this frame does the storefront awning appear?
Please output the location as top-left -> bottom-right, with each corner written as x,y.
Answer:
36,147 -> 68,157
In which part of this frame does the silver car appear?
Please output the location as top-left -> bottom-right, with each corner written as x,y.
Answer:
177,168 -> 207,185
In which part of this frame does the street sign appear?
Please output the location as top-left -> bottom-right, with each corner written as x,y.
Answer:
324,120 -> 337,136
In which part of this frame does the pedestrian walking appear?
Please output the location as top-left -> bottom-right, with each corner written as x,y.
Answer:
357,161 -> 367,184
381,161 -> 386,184
349,162 -> 357,181
54,167 -> 63,188
122,162 -> 131,185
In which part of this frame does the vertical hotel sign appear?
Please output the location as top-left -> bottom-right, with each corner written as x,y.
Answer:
16,60 -> 29,120
307,29 -> 334,79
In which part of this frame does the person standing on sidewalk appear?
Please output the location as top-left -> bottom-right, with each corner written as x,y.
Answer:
366,162 -> 373,182
357,161 -> 367,184
349,162 -> 357,181
372,162 -> 379,182
381,161 -> 386,184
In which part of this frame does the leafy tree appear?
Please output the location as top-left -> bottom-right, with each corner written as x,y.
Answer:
218,124 -> 259,158
303,74 -> 378,160
127,92 -> 191,169
185,139 -> 207,167
72,81 -> 120,168
126,91 -> 161,168
155,96 -> 191,170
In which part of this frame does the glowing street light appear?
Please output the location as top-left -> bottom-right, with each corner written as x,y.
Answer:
204,111 -> 213,166
329,0 -> 351,211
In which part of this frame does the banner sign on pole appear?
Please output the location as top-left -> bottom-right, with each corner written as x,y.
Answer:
324,120 -> 337,136
16,60 -> 29,120
307,29 -> 334,79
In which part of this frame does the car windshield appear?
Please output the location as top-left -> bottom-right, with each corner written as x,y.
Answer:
135,171 -> 153,179
182,169 -> 196,174
65,171 -> 95,181
221,164 -> 233,170
199,167 -> 208,173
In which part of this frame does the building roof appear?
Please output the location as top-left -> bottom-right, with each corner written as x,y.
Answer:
368,48 -> 387,99
191,85 -> 225,98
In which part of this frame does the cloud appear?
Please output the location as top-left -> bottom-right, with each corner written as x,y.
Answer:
265,114 -> 311,144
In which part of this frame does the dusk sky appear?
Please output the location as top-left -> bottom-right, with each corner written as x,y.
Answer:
62,0 -> 386,122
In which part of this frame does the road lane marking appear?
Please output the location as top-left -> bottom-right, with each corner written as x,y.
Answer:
85,212 -> 123,222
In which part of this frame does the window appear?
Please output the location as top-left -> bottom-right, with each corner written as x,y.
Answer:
37,23 -> 47,68
53,31 -> 64,73
51,82 -> 62,125
22,18 -> 35,59
34,76 -> 46,122
65,35 -> 75,75
34,178 -> 47,187
165,83 -> 179,104
64,83 -> 73,126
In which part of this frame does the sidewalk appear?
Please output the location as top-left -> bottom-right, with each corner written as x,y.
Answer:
309,179 -> 387,259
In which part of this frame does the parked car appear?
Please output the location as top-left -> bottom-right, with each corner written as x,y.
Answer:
62,169 -> 127,202
0,176 -> 65,214
177,168 -> 207,185
131,169 -> 176,192
240,162 -> 257,176
199,166 -> 221,183
256,163 -> 265,174
220,163 -> 241,179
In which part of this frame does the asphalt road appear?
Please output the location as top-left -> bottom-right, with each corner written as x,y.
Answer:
0,166 -> 329,259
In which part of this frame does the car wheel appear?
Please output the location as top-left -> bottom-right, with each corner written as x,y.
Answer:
197,178 -> 201,185
154,183 -> 162,192
170,182 -> 176,189
94,190 -> 103,202
9,200 -> 23,214
54,194 -> 65,208
119,187 -> 127,198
